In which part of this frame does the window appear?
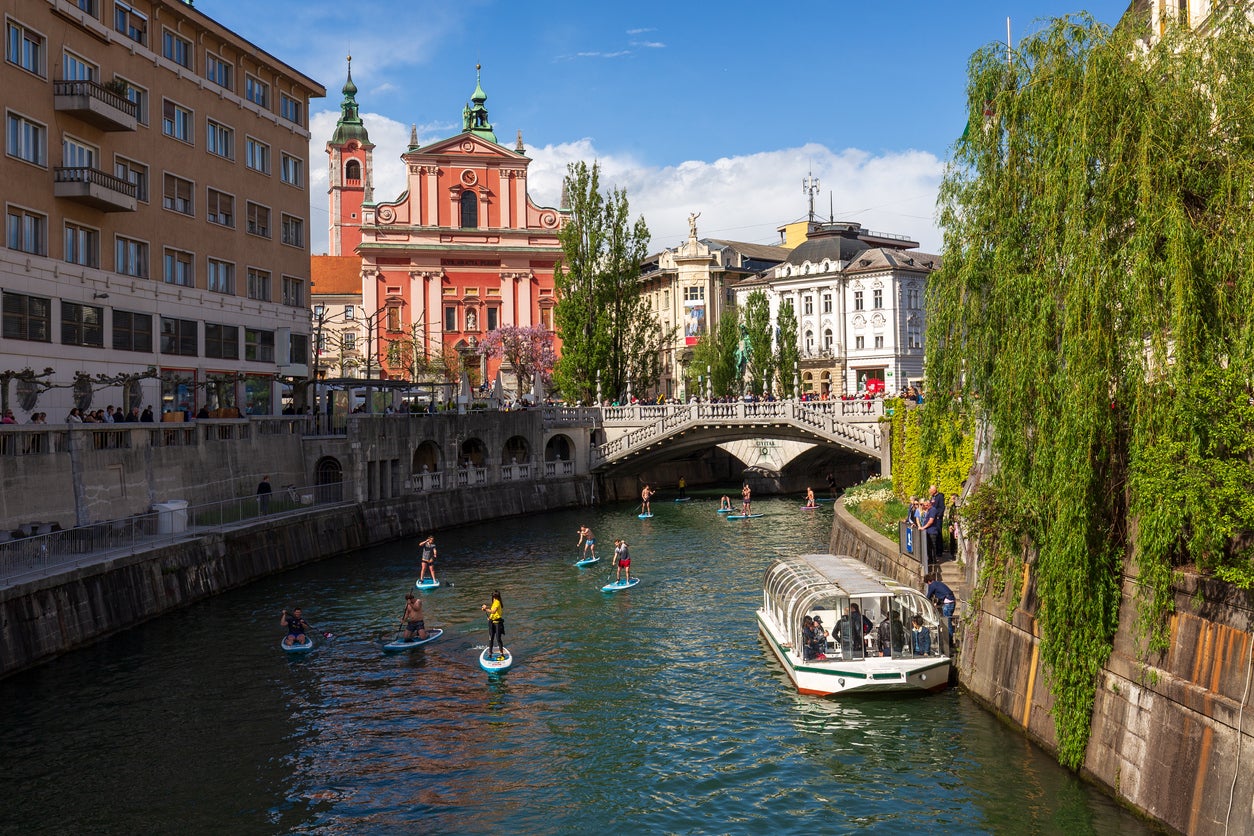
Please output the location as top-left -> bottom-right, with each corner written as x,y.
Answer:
854,290 -> 863,311
76,0 -> 97,14
206,120 -> 233,159
343,305 -> 355,320
160,317 -> 197,356
244,74 -> 268,108
245,137 -> 270,174
205,53 -> 232,89
823,294 -> 833,314
6,112 -> 46,165
824,328 -> 834,351
113,309 -> 152,352
3,292 -> 51,342
245,328 -> 274,362
61,301 -> 103,347
62,50 -> 96,82
6,206 -> 45,255
162,100 -> 192,142
684,286 -> 705,302
114,156 -> 148,201
62,136 -> 95,169
207,258 -> 235,294
855,336 -> 864,350
64,221 -> 99,267
873,288 -> 883,309
459,191 -> 477,228
874,335 -> 885,349
205,323 -> 239,359
163,248 -> 193,287
345,159 -> 361,181
342,332 -> 356,350
539,307 -> 552,330
206,189 -> 234,227
246,268 -> 271,301
281,214 -> 304,247
290,333 -> 308,365
386,304 -> 401,332
908,321 -> 922,349
804,329 -> 814,353
803,296 -> 813,316
114,2 -> 147,46
907,287 -> 920,309
163,173 -> 193,215
487,307 -> 498,331
280,153 -> 303,187
6,21 -> 44,76
279,93 -> 303,126
444,306 -> 457,331
281,276 -> 304,307
246,202 -> 270,237
162,29 -> 191,69
115,235 -> 147,277
117,77 -> 148,125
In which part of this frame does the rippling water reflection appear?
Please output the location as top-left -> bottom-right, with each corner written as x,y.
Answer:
0,496 -> 1154,834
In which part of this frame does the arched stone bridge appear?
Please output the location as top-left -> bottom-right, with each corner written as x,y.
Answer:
590,401 -> 884,472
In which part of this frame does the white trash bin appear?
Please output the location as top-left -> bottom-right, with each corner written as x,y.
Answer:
153,500 -> 189,534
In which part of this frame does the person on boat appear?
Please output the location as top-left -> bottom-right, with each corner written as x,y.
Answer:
879,611 -> 906,656
481,591 -> 505,658
801,616 -> 819,660
418,536 -> 438,584
677,476 -> 686,499
810,615 -> 829,659
911,614 -> 932,656
740,483 -> 752,515
400,593 -> 428,642
281,607 -> 311,647
925,575 -> 956,643
719,495 -> 733,512
804,487 -> 816,508
577,525 -> 595,559
640,485 -> 654,516
837,603 -> 873,656
613,539 -> 632,583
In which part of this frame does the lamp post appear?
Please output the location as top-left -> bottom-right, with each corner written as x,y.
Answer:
794,361 -> 800,401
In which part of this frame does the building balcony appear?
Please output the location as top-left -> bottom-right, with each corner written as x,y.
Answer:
53,80 -> 138,132
54,167 -> 138,212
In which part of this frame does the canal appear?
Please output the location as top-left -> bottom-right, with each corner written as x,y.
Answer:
0,496 -> 1155,834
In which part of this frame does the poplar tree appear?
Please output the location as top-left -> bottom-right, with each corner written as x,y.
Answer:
688,306 -> 740,398
553,161 -> 661,403
776,299 -> 799,398
741,291 -> 774,396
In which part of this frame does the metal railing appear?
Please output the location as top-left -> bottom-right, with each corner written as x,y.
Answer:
0,480 -> 345,588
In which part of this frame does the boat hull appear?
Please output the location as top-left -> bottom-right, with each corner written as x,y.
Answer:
756,610 -> 948,696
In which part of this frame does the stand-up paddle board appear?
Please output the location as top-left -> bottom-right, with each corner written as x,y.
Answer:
673,497 -> 691,503
414,578 -> 441,590
717,508 -> 732,514
383,627 -> 444,652
726,513 -> 764,520
801,504 -> 818,510
281,637 -> 314,653
575,555 -> 601,567
602,578 -> 640,592
479,646 -> 513,673
637,513 -> 653,519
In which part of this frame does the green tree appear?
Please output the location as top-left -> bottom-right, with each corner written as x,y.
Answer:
741,290 -> 774,396
552,161 -> 658,403
927,10 -> 1254,769
687,305 -> 740,398
776,299 -> 799,398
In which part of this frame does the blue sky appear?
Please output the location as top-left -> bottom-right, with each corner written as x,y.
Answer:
203,0 -> 1130,255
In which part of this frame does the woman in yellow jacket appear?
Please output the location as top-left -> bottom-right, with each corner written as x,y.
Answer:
481,591 -> 505,658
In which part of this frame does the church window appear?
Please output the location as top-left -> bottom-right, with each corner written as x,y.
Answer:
344,159 -> 360,183
460,191 -> 478,228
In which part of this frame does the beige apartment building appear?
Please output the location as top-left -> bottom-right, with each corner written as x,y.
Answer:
1,0 -> 323,419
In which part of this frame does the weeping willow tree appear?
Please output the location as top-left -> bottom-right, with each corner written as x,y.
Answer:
926,6 -> 1254,769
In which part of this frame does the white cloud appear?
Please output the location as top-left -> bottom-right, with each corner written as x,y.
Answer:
308,117 -> 944,258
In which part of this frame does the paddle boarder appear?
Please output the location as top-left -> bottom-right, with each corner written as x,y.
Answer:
641,485 -> 654,516
677,476 -> 686,499
400,593 -> 428,642
613,538 -> 632,583
481,590 -> 505,659
804,487 -> 816,508
741,483 -> 752,515
719,495 -> 733,512
577,525 -> 596,560
280,607 -> 311,647
418,536 -> 438,584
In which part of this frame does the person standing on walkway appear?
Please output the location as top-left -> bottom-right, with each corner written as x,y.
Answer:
418,536 -> 438,584
577,526 -> 595,560
481,591 -> 505,657
257,475 -> 273,515
928,484 -> 947,558
925,574 -> 956,646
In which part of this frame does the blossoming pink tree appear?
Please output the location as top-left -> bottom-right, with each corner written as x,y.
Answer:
475,325 -> 556,397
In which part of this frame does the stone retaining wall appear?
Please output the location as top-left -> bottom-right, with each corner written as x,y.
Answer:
0,478 -> 592,679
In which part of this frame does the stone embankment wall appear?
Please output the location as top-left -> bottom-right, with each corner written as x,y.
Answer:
828,501 -> 922,586
0,478 -> 593,679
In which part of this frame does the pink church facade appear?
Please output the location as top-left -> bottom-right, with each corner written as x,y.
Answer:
325,63 -> 566,387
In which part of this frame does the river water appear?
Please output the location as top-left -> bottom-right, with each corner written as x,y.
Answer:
0,495 -> 1155,835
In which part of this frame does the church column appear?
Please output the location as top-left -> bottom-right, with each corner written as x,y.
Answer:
500,271 -> 517,326
424,166 -> 439,226
517,271 -> 533,326
514,171 -> 527,228
499,170 -> 512,229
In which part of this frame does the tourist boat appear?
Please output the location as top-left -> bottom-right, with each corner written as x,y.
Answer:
756,553 -> 950,696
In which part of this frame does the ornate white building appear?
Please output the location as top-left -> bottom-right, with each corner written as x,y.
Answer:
734,222 -> 938,396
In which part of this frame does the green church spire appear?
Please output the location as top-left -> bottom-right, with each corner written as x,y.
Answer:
331,56 -> 371,145
461,64 -> 497,144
